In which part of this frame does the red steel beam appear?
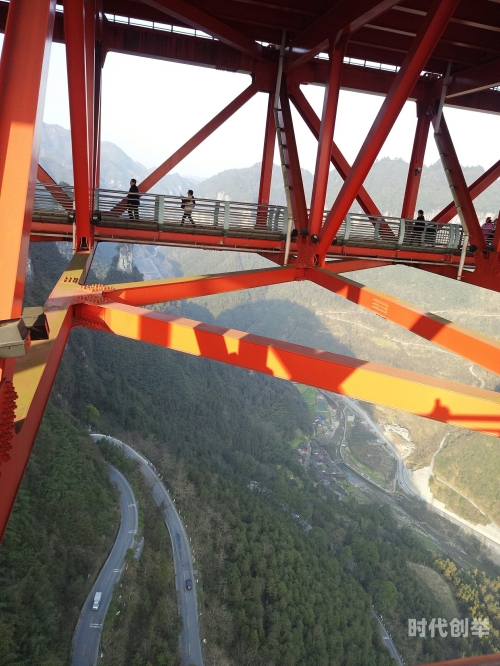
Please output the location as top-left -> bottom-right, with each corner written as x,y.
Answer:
289,84 -> 381,217
0,0 -> 56,325
308,267 -> 500,377
0,251 -> 94,543
287,0 -> 402,68
36,165 -> 73,210
317,0 -> 460,258
433,158 -> 500,224
257,92 -> 276,227
422,655 -> 500,666
447,58 -> 500,99
30,220 -> 288,251
64,0 -> 93,249
102,266 -> 298,307
85,0 -> 97,197
74,301 -> 500,437
279,79 -> 308,230
287,43 -> 330,75
30,234 -> 70,242
309,36 -> 348,237
37,164 -> 73,210
37,164 -> 57,185
140,0 -> 264,61
93,6 -> 104,190
401,102 -> 431,219
28,220 -> 477,270
432,112 -> 486,250
138,82 -> 259,193
97,18 -> 500,116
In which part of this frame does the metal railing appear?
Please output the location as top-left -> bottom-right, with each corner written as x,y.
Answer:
33,184 -> 288,235
335,213 -> 464,253
33,184 -> 465,253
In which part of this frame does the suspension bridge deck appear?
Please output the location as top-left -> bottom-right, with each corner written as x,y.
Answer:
32,184 -> 473,268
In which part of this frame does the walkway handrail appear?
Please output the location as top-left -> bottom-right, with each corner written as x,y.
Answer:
34,183 -> 288,234
33,184 -> 465,253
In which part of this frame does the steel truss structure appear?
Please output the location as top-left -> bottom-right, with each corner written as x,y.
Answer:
2,3 -> 500,659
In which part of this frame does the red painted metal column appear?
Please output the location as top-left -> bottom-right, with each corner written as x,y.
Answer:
289,84 -> 381,216
64,0 -> 93,249
0,0 -> 56,395
401,102 -> 431,219
309,36 -> 347,237
85,0 -> 96,196
0,0 -> 56,537
0,0 -> 56,323
257,93 -> 276,227
434,159 -> 500,224
0,251 -> 94,543
317,0 -> 460,257
432,112 -> 486,250
279,79 -> 308,230
93,37 -> 103,190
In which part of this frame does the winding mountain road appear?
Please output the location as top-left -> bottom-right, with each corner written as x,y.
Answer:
72,466 -> 138,666
92,434 -> 204,666
372,612 -> 403,665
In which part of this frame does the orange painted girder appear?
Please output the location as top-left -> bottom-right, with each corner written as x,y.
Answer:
0,251 -> 95,543
28,222 -> 477,271
309,267 -> 500,377
74,301 -> 500,437
29,221 -> 287,252
0,0 -> 56,323
422,655 -> 500,666
103,266 -> 298,307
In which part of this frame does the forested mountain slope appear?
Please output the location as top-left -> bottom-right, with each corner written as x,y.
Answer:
129,243 -> 500,531
0,405 -> 120,666
196,157 -> 500,219
0,242 -> 482,665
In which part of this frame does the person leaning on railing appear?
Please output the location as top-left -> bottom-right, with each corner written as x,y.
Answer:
482,216 -> 496,246
413,209 -> 426,244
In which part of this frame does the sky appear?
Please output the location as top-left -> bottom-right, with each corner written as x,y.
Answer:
2,36 -> 500,180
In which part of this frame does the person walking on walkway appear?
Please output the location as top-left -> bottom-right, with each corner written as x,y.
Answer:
181,190 -> 195,225
128,179 -> 139,220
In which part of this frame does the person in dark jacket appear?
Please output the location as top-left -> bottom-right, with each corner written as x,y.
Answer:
413,209 -> 425,244
128,179 -> 139,220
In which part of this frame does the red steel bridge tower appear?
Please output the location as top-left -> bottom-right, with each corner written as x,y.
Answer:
2,3 -> 500,660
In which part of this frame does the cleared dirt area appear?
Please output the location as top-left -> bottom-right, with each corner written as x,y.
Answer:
347,422 -> 396,489
408,563 -> 459,620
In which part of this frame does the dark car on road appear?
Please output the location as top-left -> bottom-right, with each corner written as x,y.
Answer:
186,579 -> 192,591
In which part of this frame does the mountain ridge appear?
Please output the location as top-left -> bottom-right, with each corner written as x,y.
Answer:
40,122 -> 500,219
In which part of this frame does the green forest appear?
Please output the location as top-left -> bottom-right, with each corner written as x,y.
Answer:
143,242 -> 500,524
0,241 -> 498,665
0,404 -> 119,665
435,558 -> 500,656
